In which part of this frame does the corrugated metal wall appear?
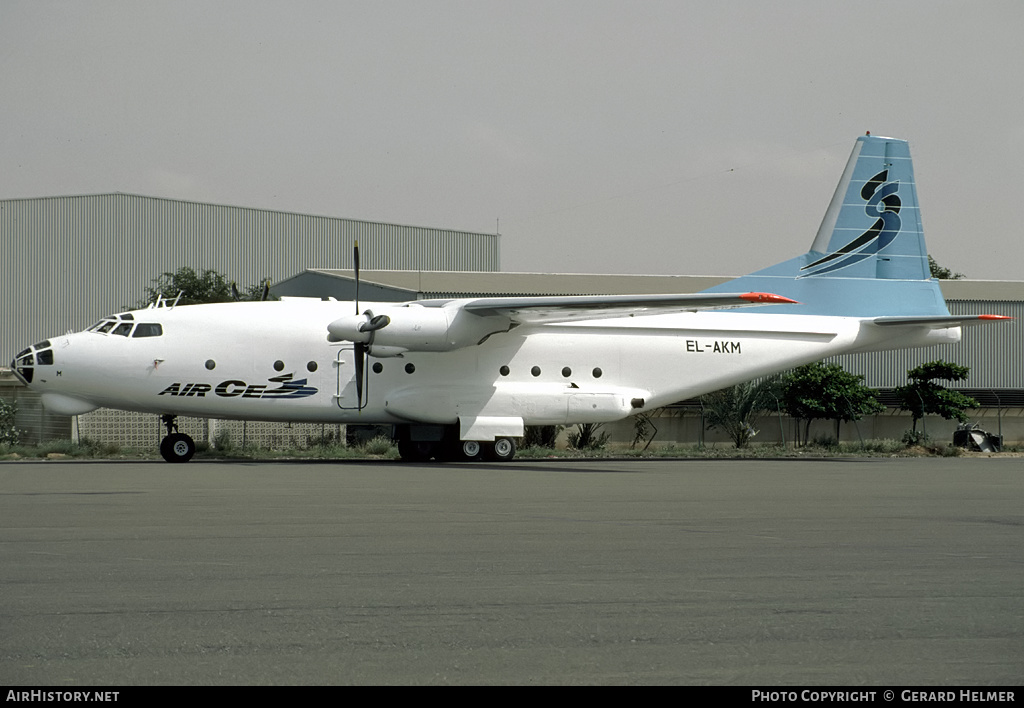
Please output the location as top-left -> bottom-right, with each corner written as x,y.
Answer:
3,193 -> 500,353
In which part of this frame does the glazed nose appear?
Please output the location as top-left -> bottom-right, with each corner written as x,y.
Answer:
10,340 -> 55,385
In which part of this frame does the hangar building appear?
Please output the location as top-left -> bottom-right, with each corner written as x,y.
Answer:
2,193 -> 500,356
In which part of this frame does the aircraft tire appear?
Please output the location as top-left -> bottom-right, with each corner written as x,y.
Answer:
484,437 -> 516,462
458,440 -> 482,461
160,433 -> 196,463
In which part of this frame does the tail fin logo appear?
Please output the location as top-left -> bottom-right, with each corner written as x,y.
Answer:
800,170 -> 902,277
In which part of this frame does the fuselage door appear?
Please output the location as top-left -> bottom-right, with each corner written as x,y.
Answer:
334,346 -> 364,409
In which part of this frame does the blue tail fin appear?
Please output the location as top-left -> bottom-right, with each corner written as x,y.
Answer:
704,134 -> 949,317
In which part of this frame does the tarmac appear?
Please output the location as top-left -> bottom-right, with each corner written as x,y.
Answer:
1,457 -> 1021,685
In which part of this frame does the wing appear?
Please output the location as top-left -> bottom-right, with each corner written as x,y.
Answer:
418,292 -> 798,324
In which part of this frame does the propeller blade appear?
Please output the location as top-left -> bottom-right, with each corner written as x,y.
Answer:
354,341 -> 366,409
230,282 -> 241,301
261,280 -> 270,301
353,240 -> 360,315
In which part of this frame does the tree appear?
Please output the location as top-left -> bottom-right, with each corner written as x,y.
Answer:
928,255 -> 964,280
781,363 -> 884,445
135,267 -> 273,308
701,377 -> 781,448
895,360 -> 979,433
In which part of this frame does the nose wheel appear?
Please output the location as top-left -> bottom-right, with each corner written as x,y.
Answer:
160,415 -> 196,463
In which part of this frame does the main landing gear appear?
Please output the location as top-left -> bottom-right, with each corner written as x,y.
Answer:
396,425 -> 517,463
159,414 -> 196,463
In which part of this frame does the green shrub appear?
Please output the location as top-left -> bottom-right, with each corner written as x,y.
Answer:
0,398 -> 20,445
523,425 -> 562,449
567,423 -> 609,450
902,429 -> 928,447
360,436 -> 395,456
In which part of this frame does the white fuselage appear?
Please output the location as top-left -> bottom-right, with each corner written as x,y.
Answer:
21,298 -> 959,431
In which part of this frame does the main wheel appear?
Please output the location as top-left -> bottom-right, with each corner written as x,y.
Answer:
458,440 -> 482,461
160,432 -> 196,463
485,437 -> 516,462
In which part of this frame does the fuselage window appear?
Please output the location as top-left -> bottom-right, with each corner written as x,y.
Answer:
112,323 -> 134,337
132,323 -> 163,338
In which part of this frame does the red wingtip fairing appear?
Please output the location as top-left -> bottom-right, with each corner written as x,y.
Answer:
739,292 -> 800,305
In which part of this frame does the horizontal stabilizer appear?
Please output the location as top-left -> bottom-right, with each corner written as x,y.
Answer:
871,314 -> 1012,328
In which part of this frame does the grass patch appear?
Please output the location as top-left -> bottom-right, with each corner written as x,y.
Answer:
0,438 -> 146,460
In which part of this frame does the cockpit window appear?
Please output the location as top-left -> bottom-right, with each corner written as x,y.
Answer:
89,316 -> 116,332
86,315 -> 157,336
132,323 -> 163,338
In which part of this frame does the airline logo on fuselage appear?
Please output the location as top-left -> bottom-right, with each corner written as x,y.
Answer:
800,169 -> 902,277
158,373 -> 318,400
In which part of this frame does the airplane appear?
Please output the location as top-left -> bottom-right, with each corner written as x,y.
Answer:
9,134 -> 1010,463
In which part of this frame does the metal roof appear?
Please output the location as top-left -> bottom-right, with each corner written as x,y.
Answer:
275,269 -> 732,300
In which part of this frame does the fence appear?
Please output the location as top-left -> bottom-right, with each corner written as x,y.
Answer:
4,374 -> 1022,451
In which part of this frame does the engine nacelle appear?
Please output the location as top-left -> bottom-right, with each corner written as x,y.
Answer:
327,304 -> 511,356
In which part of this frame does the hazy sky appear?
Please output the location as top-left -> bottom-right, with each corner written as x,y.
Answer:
3,0 -> 1023,280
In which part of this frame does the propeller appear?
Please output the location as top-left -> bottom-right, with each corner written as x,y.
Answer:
349,241 -> 390,408
353,241 -> 364,407
352,313 -> 391,409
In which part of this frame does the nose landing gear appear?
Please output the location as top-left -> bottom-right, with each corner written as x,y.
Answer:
159,414 -> 196,463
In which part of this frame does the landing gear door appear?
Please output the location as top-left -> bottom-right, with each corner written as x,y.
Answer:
334,346 -> 363,410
